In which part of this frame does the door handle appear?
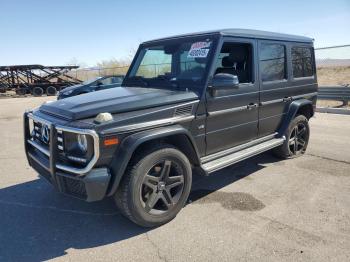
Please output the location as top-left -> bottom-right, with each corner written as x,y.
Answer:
247,103 -> 258,110
283,96 -> 292,102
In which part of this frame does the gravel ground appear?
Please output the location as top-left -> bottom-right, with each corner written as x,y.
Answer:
0,97 -> 349,262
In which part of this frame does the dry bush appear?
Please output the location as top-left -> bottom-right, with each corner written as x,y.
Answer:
317,66 -> 350,86
66,58 -> 131,82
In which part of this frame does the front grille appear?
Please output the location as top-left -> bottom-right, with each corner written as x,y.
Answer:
33,121 -> 47,144
26,112 -> 99,175
59,176 -> 87,199
32,121 -> 63,152
57,130 -> 64,152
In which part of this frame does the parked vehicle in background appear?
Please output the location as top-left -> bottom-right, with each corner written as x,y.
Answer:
24,29 -> 317,227
57,75 -> 124,99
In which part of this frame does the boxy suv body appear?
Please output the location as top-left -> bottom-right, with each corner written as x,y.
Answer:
24,29 -> 317,227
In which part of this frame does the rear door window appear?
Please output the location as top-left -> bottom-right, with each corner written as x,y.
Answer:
291,47 -> 313,78
259,43 -> 286,82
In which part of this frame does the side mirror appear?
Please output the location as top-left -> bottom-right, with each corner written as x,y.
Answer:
209,73 -> 239,96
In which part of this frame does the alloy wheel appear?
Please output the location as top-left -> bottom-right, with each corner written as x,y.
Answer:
140,160 -> 185,215
289,122 -> 308,155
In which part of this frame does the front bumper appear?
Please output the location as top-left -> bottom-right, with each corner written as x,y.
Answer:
24,112 -> 110,202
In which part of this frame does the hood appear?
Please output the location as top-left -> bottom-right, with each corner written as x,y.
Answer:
40,87 -> 199,121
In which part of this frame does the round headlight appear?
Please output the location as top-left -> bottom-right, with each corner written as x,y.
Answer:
77,134 -> 88,153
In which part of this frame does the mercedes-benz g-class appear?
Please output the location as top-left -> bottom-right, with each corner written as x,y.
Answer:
24,29 -> 317,227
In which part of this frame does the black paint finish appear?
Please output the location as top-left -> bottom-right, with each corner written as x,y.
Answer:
24,29 -> 318,201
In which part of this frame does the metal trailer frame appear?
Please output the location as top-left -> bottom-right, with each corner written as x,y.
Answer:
0,64 -> 82,96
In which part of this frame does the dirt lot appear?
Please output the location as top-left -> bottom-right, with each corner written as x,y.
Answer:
0,97 -> 349,262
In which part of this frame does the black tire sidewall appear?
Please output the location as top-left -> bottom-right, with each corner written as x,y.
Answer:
16,88 -> 27,96
128,147 -> 192,227
46,86 -> 57,96
32,87 -> 44,96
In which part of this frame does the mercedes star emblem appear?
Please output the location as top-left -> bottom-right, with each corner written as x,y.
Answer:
41,125 -> 50,144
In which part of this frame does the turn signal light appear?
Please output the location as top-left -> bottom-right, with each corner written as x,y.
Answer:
104,137 -> 119,146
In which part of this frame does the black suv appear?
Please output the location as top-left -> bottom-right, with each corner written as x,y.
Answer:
57,75 -> 124,99
24,29 -> 317,227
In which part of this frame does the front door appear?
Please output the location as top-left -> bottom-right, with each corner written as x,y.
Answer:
205,38 -> 259,155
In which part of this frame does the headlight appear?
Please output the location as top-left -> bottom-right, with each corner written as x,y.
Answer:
77,134 -> 88,153
62,132 -> 94,165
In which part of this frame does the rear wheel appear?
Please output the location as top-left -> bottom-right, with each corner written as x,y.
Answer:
46,86 -> 57,96
273,115 -> 310,159
114,145 -> 192,227
16,88 -> 27,96
32,87 -> 44,97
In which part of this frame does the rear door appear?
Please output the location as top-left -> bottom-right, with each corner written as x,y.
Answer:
258,41 -> 290,137
205,37 -> 259,155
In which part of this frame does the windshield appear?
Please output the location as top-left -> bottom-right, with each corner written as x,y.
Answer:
83,77 -> 102,85
124,37 -> 215,91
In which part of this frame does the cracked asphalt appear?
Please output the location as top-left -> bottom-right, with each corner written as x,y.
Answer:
0,97 -> 349,262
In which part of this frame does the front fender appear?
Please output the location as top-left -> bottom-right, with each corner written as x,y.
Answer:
106,125 -> 200,196
278,99 -> 313,136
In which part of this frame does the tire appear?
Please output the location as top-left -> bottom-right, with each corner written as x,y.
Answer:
46,86 -> 57,96
114,144 -> 192,227
16,88 -> 27,96
273,115 -> 310,159
32,87 -> 44,97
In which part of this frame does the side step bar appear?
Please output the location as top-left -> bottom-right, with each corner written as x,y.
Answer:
202,138 -> 285,174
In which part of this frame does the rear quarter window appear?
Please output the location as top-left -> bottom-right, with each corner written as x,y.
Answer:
291,47 -> 314,78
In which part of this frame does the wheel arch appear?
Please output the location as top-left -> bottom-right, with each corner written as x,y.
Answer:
107,125 -> 201,196
278,99 -> 314,137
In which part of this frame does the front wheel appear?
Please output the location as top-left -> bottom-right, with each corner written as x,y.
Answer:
114,145 -> 192,227
273,115 -> 310,159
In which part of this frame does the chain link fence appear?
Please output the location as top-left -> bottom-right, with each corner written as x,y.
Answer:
315,45 -> 350,108
315,45 -> 350,86
67,65 -> 130,82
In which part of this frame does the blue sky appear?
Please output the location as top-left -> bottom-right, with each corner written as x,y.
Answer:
1,0 -> 349,66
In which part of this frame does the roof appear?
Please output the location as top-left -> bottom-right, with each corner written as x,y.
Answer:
144,28 -> 314,44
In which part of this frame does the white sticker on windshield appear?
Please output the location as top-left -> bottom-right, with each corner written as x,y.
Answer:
190,41 -> 211,49
187,48 -> 209,58
187,41 -> 211,58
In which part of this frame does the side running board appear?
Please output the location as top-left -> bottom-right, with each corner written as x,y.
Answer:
202,138 -> 285,174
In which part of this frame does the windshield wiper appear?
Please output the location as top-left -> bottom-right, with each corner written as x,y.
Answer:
125,76 -> 148,87
154,76 -> 181,90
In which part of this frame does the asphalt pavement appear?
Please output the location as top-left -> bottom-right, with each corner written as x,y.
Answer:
0,97 -> 349,262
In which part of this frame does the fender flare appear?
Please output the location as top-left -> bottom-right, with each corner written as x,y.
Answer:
278,99 -> 313,136
107,125 -> 201,196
